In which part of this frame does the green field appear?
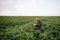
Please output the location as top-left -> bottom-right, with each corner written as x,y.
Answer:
0,16 -> 60,40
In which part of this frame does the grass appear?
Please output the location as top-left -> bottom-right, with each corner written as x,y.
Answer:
0,16 -> 60,40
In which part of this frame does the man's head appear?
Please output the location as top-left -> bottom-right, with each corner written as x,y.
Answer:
35,16 -> 40,21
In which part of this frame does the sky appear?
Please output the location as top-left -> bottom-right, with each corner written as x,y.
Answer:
0,0 -> 60,16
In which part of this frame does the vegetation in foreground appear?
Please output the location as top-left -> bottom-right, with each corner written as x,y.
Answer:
0,16 -> 60,40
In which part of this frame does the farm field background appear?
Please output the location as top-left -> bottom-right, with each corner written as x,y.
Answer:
0,16 -> 60,40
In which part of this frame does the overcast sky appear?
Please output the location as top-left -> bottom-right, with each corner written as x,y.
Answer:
0,0 -> 60,16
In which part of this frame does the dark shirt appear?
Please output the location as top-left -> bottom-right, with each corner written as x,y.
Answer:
37,20 -> 42,25
36,20 -> 42,27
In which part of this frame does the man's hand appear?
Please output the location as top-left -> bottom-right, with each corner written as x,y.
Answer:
33,24 -> 36,26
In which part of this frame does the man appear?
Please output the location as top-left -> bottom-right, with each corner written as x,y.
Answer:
34,16 -> 42,31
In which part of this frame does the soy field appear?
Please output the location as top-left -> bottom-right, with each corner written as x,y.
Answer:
0,16 -> 60,40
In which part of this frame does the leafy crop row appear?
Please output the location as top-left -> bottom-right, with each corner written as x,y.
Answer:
0,16 -> 60,40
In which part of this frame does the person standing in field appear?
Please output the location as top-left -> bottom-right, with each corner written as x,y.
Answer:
34,16 -> 42,31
